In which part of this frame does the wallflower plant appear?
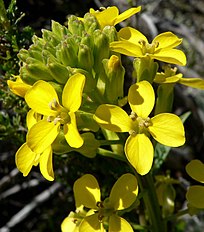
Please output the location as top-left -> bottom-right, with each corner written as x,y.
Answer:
7,4 -> 204,232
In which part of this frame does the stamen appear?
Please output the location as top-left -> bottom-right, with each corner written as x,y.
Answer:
129,111 -> 137,121
129,129 -> 137,136
98,213 -> 104,222
49,98 -> 61,111
96,201 -> 104,208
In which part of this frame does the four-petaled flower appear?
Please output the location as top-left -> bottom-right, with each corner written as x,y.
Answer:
89,6 -> 141,29
25,73 -> 85,154
72,173 -> 138,232
94,81 -> 185,175
110,27 -> 186,66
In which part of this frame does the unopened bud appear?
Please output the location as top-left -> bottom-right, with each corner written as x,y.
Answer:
78,44 -> 94,71
68,15 -> 85,36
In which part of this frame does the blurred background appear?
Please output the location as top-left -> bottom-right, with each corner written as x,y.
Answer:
0,0 -> 204,231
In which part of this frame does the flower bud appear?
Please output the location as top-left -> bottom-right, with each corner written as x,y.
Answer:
78,44 -> 94,72
32,35 -> 45,48
103,55 -> 125,103
56,38 -> 78,67
47,61 -> 70,84
83,13 -> 100,34
102,26 -> 118,43
93,30 -> 110,73
22,63 -> 53,84
28,49 -> 44,62
41,29 -> 60,46
17,49 -> 29,62
51,20 -> 69,40
80,33 -> 94,50
68,15 -> 85,36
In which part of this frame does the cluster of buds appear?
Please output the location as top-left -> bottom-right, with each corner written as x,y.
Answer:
17,14 -> 124,104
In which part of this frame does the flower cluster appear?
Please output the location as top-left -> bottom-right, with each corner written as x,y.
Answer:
7,4 -> 204,231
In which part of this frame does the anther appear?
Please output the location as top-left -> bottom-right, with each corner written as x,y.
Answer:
129,129 -> 137,136
129,111 -> 137,121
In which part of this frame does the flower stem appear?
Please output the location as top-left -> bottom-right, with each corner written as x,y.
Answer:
136,171 -> 167,232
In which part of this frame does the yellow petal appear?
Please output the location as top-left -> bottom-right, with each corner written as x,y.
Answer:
25,80 -> 59,116
186,160 -> 204,183
152,49 -> 186,66
109,215 -> 133,232
26,109 -> 38,130
94,104 -> 133,132
110,41 -> 143,57
153,32 -> 182,49
27,120 -> 60,153
79,214 -> 102,232
114,6 -> 141,25
61,216 -> 78,232
125,134 -> 154,175
39,146 -> 54,181
91,6 -> 119,28
128,81 -> 155,118
118,27 -> 148,44
186,186 -> 204,209
73,174 -> 101,209
64,112 -> 83,148
15,143 -> 37,176
149,113 -> 185,147
179,78 -> 204,89
7,76 -> 31,97
109,173 -> 138,210
62,73 -> 85,112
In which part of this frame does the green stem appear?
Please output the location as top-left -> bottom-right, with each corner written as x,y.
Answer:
165,208 -> 189,222
97,148 -> 126,162
135,171 -> 167,232
99,140 -> 123,146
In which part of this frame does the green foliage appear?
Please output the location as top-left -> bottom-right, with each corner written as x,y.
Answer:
0,0 -> 33,149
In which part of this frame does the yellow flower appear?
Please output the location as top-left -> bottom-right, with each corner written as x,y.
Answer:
72,173 -> 138,232
89,6 -> 141,29
186,160 -> 204,209
16,110 -> 54,181
25,73 -> 85,154
7,75 -> 31,97
110,27 -> 186,66
94,81 -> 185,175
154,65 -> 204,89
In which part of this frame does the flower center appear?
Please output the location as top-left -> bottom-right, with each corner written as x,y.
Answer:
96,200 -> 115,222
138,39 -> 159,55
136,116 -> 152,128
48,99 -> 71,125
129,111 -> 152,135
